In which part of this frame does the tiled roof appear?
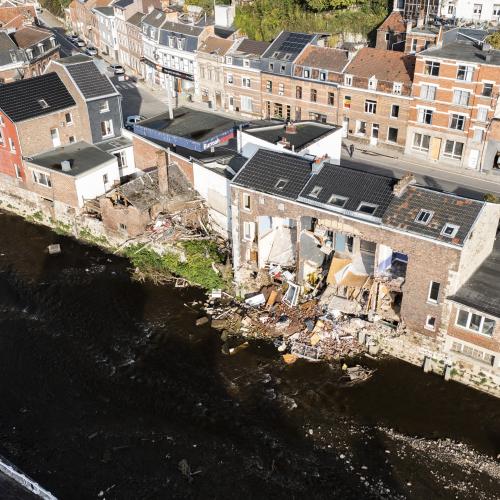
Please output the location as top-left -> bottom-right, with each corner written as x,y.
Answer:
295,45 -> 348,72
236,39 -> 270,56
126,11 -> 144,27
11,26 -> 52,48
344,47 -> 415,83
0,30 -> 24,67
232,149 -> 313,200
198,36 -> 234,55
64,59 -> 118,99
299,164 -> 395,219
0,72 -> 75,122
262,31 -> 315,61
448,236 -> 500,318
142,8 -> 166,27
378,11 -> 406,33
382,186 -> 483,247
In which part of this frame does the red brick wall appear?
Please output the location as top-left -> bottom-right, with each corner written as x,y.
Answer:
0,113 -> 23,180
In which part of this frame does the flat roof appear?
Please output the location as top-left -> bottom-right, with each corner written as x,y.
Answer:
97,135 -> 132,153
244,121 -> 339,151
421,41 -> 500,65
134,107 -> 245,152
27,141 -> 115,177
448,235 -> 500,318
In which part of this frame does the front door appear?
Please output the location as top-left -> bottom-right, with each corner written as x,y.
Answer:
370,123 -> 379,145
430,137 -> 442,160
215,92 -> 222,108
342,117 -> 349,138
468,149 -> 480,169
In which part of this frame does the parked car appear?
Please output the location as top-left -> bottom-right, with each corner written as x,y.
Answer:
76,39 -> 86,48
125,115 -> 145,130
85,46 -> 98,56
110,64 -> 125,75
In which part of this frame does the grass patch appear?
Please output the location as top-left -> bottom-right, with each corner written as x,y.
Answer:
78,227 -> 109,246
123,240 -> 231,290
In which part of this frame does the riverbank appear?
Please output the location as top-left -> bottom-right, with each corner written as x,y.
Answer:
0,210 -> 499,499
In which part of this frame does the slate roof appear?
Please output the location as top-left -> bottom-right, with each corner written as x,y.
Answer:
447,236 -> 500,318
382,186 -> 483,247
113,0 -> 133,8
198,36 -> 234,56
0,30 -> 24,67
298,164 -> 395,219
27,141 -> 115,177
160,20 -> 204,37
126,11 -> 144,27
420,41 -> 500,66
142,8 -> 166,28
262,31 -> 315,61
295,45 -> 348,73
11,26 -> 52,48
0,72 -> 75,122
236,39 -> 270,56
232,149 -> 313,200
62,58 -> 119,99
93,6 -> 114,16
344,47 -> 415,83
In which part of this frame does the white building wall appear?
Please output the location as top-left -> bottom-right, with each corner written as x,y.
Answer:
74,160 -> 120,207
441,0 -> 500,21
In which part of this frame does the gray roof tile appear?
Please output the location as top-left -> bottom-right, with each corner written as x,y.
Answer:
65,60 -> 118,99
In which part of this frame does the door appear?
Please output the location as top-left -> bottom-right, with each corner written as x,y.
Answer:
370,123 -> 379,145
228,96 -> 234,111
215,92 -> 222,108
342,117 -> 349,138
468,149 -> 480,169
430,137 -> 441,160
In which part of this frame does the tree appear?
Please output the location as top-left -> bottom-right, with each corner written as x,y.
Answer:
486,31 -> 500,49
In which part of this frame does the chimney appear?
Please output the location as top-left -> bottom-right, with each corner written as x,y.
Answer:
393,173 -> 416,197
285,121 -> 297,134
312,154 -> 329,174
278,137 -> 290,148
61,160 -> 72,172
156,149 -> 169,195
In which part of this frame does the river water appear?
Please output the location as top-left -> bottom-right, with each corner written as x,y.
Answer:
0,211 -> 499,500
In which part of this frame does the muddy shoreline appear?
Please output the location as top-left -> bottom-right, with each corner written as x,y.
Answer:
0,211 -> 499,499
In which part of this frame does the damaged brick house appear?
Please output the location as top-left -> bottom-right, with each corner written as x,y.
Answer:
230,148 -> 500,359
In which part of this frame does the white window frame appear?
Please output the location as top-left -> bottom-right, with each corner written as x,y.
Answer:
390,104 -> 399,119
226,56 -> 232,65
99,100 -> 109,113
243,221 -> 253,241
274,178 -> 288,190
242,192 -> 251,210
240,95 -> 252,112
242,77 -> 251,88
32,169 -> 51,188
344,74 -> 352,86
415,209 -> 434,225
8,137 -> 15,152
424,60 -> 440,76
227,73 -> 233,85
427,280 -> 440,303
441,223 -> 460,238
14,164 -> 21,179
442,139 -> 464,160
368,77 -> 377,90
411,38 -> 418,52
412,133 -> 430,152
393,82 -> 402,95
453,89 -> 470,106
50,127 -> 60,147
100,119 -> 114,139
420,84 -> 436,101
356,202 -> 378,215
243,59 -> 249,68
457,65 -> 473,82
328,194 -> 349,208
476,106 -> 488,122
278,83 -> 284,96
417,107 -> 433,124
65,112 -> 73,125
364,100 -> 377,114
472,127 -> 484,142
425,315 -> 436,331
455,308 -> 495,337
449,113 -> 466,130
309,186 -> 322,198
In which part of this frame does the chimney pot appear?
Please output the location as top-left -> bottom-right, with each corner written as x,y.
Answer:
393,173 -> 416,197
285,121 -> 297,134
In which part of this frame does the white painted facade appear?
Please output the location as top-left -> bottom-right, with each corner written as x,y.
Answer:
74,159 -> 120,206
440,0 -> 500,21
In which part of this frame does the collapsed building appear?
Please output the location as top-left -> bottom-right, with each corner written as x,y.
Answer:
230,148 -> 500,387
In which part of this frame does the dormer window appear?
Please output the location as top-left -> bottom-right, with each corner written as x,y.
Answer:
320,71 -> 326,81
415,209 -> 433,225
357,202 -> 378,215
38,99 -> 49,109
393,82 -> 402,95
309,186 -> 322,198
177,38 -> 184,50
168,36 -> 174,48
50,36 -> 56,47
275,178 -> 288,190
26,48 -> 33,60
441,223 -> 460,238
304,69 -> 310,78
344,74 -> 352,86
243,59 -> 249,67
328,195 -> 348,208
280,64 -> 286,73
226,56 -> 232,65
269,62 -> 274,71
368,77 -> 377,90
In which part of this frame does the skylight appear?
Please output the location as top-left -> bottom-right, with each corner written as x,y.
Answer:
275,178 -> 288,190
357,202 -> 378,215
415,209 -> 433,225
328,195 -> 348,208
309,186 -> 322,198
38,99 -> 49,109
441,223 -> 460,238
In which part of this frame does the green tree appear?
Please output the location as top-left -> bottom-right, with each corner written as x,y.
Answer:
486,31 -> 500,49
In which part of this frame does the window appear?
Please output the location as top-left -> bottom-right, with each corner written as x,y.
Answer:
296,86 -> 302,99
457,65 -> 473,82
388,127 -> 398,143
9,137 -> 15,152
343,96 -> 351,109
319,71 -> 326,81
424,60 -> 440,76
411,38 -> 418,52
241,96 -> 252,112
494,4 -> 500,16
425,316 -> 436,331
243,193 -> 251,210
391,104 -> 400,118
416,209 -> 433,225
243,59 -> 249,68
451,341 -> 495,365
309,186 -> 322,198
103,173 -> 109,184
420,84 -> 436,101
428,281 -> 440,302
304,69 -> 310,78
274,178 -> 288,190
412,133 -> 430,152
368,77 -> 377,90
266,80 -> 272,93
449,114 -> 465,130
65,112 -> 72,125
278,83 -> 284,96
456,309 -> 495,336
356,120 -> 367,135
443,140 -> 464,160
38,99 -> 49,109
453,90 -> 470,106
344,74 -> 352,86
227,74 -> 233,85
280,64 -> 286,73
119,223 -> 127,231
393,82 -> 402,95
418,108 -> 433,124
242,77 -> 251,88
473,3 -> 482,15
226,56 -> 232,65
477,107 -> 488,122
269,63 -> 274,71
14,164 -> 21,179
100,119 -> 113,138
32,170 -> 51,187
364,100 -> 377,114
69,136 -> 76,143
483,82 -> 493,97
357,202 -> 378,215
273,103 -> 283,118
310,89 -> 317,102
99,100 -> 109,113
50,128 -> 60,147
328,195 -> 348,207
441,223 -> 460,238
328,92 -> 334,106
473,128 -> 484,142
243,221 -> 253,241
0,128 -> 3,145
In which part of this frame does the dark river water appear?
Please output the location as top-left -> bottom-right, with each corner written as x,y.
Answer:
0,211 -> 499,500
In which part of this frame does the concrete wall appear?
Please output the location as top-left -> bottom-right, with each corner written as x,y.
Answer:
74,160 -> 120,206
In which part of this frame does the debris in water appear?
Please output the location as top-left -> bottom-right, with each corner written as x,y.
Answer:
47,244 -> 61,255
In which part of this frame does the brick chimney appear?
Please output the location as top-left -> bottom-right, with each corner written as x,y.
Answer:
393,173 -> 416,197
285,121 -> 297,134
312,154 -> 329,174
156,150 -> 169,196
